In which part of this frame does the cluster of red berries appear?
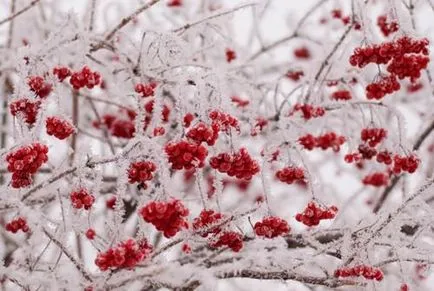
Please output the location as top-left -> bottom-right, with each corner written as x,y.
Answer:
331,90 -> 352,101
93,112 -> 135,139
294,46 -> 311,59
361,127 -> 387,147
95,238 -> 153,271
186,122 -> 219,146
6,143 -> 49,188
387,54 -> 429,82
251,117 -> 269,136
209,110 -> 239,132
127,160 -> 157,187
377,15 -> 399,37
135,82 -> 157,98
362,172 -> 389,187
331,9 -> 350,25
139,199 -> 189,238
45,116 -> 75,140
225,48 -> 236,63
392,154 -> 420,174
209,231 -> 243,252
299,132 -> 346,152
69,66 -> 101,90
231,96 -> 250,108
290,103 -> 325,120
254,216 -> 290,239
210,148 -> 260,180
53,66 -> 72,82
366,75 -> 401,100
10,98 -> 41,125
275,166 -> 305,184
193,209 -> 224,237
334,265 -> 384,281
70,189 -> 95,210
286,70 -> 304,81
407,82 -> 423,93
27,76 -> 52,99
5,217 -> 29,233
165,140 -> 208,170
295,201 -> 338,226
183,113 -> 195,127
376,150 -> 393,165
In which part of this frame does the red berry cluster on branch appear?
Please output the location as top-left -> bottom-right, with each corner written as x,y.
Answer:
53,66 -> 71,82
10,98 -> 41,125
358,144 -> 378,160
290,103 -> 325,120
69,66 -> 101,90
295,201 -> 338,226
5,217 -> 29,233
362,172 -> 389,187
231,96 -> 250,108
193,209 -> 224,237
286,70 -> 304,81
275,166 -> 305,184
165,140 -> 208,170
45,116 -> 75,140
209,110 -> 239,133
299,132 -> 346,152
139,199 -> 189,238
361,127 -> 387,147
334,265 -> 384,281
127,160 -> 157,187
387,54 -> 429,82
392,154 -> 420,174
331,90 -> 352,101
376,150 -> 393,165
6,143 -> 49,188
366,75 -> 401,100
209,231 -> 243,252
27,76 -> 52,99
135,82 -> 157,98
225,48 -> 236,63
254,216 -> 290,238
93,112 -> 135,139
210,148 -> 260,180
186,122 -> 219,146
95,238 -> 153,271
70,189 -> 95,210
377,15 -> 399,37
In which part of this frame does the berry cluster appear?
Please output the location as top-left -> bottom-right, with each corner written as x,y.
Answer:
135,82 -> 157,98
331,9 -> 350,25
209,231 -> 243,252
358,144 -> 378,160
225,48 -> 236,63
334,265 -> 384,281
69,66 -> 101,90
376,150 -> 393,165
127,160 -> 157,187
231,96 -> 250,108
366,75 -> 401,100
361,127 -> 387,147
290,103 -> 325,120
294,46 -> 311,59
6,143 -> 49,188
209,110 -> 239,132
387,54 -> 429,82
165,140 -> 208,170
299,132 -> 346,152
344,152 -> 362,163
186,122 -> 219,146
53,66 -> 72,82
286,70 -> 304,81
251,117 -> 269,136
331,90 -> 352,101
275,166 -> 305,184
5,217 -> 29,233
95,238 -> 153,271
27,76 -> 52,99
377,15 -> 399,37
45,116 -> 75,140
70,189 -> 95,210
210,148 -> 260,180
392,154 -> 420,174
93,111 -> 136,139
295,201 -> 338,226
254,216 -> 290,239
362,172 -> 389,187
139,199 -> 189,238
193,209 -> 224,237
10,98 -> 41,125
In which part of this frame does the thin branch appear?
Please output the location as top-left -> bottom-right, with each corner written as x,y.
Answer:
0,0 -> 40,27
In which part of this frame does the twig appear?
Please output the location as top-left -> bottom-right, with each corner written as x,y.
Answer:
0,0 -> 40,27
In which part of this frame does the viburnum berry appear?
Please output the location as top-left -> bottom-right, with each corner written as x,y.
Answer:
344,153 -> 362,163
6,143 -> 49,188
392,154 -> 420,174
210,148 -> 260,180
139,199 -> 189,238
294,46 -> 311,59
317,132 -> 346,152
295,201 -> 338,226
231,96 -> 250,108
400,283 -> 409,291
70,188 -> 95,210
209,231 -> 243,252
183,113 -> 195,127
165,140 -> 208,170
275,166 -> 305,184
27,76 -> 52,99
251,117 -> 268,136
5,217 -> 29,233
377,15 -> 399,37
167,0 -> 182,7
289,103 -> 325,120
182,243 -> 191,253
95,238 -> 153,271
9,98 -> 41,125
387,54 -> 429,82
127,160 -> 157,186
135,82 -> 157,98
193,209 -> 224,237
298,134 -> 317,150
69,66 -> 101,90
286,70 -> 304,81
225,48 -> 236,63
254,216 -> 290,238
186,122 -> 219,146
361,127 -> 387,147
407,82 -> 423,93
209,110 -> 239,132
45,116 -> 75,140
331,90 -> 352,101
362,172 -> 389,187
53,66 -> 72,82
366,75 -> 401,100
144,100 -> 171,123
334,264 -> 384,281
86,228 -> 96,240
376,150 -> 393,165
106,196 -> 117,210
358,144 -> 378,160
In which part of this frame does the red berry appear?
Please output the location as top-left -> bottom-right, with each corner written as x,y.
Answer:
46,116 -> 75,140
28,76 -> 52,99
70,188 -> 95,210
210,148 -> 260,180
254,216 -> 290,238
86,228 -> 96,240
